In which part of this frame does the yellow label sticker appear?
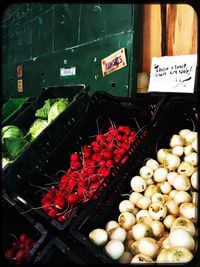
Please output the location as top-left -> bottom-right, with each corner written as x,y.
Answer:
17,79 -> 23,92
101,48 -> 127,77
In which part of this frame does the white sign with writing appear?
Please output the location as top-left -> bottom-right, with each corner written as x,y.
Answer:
60,67 -> 76,77
148,55 -> 197,93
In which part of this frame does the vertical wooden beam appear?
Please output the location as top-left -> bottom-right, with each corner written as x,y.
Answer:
166,4 -> 197,55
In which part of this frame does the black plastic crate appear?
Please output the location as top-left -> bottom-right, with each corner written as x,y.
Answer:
1,192 -> 48,266
7,91 -> 167,232
2,84 -> 89,192
33,237 -> 86,265
69,95 -> 199,263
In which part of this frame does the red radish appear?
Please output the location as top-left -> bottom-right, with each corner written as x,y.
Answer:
86,167 -> 95,175
48,208 -> 58,218
67,178 -> 77,189
70,153 -> 80,161
89,174 -> 99,182
118,148 -> 127,157
116,134 -> 123,142
98,168 -> 110,177
15,250 -> 26,262
99,160 -> 107,167
92,153 -> 102,162
106,160 -> 114,168
42,200 -> 52,211
70,161 -> 82,170
129,136 -> 136,144
105,135 -> 113,142
130,130 -> 136,137
85,160 -> 96,167
102,150 -> 113,160
66,193 -> 79,205
54,196 -> 66,208
19,233 -> 28,243
121,155 -> 128,164
77,186 -> 87,198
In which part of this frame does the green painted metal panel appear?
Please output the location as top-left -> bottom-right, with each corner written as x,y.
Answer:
1,3 -> 141,99
32,9 -> 53,57
54,4 -> 80,50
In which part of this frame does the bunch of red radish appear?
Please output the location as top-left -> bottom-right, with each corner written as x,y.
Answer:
4,233 -> 36,265
41,125 -> 138,223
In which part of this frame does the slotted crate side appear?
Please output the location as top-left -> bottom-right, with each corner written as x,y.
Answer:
1,192 -> 48,265
2,97 -> 30,125
33,237 -> 86,265
69,96 -> 198,263
8,92 -> 166,231
2,84 -> 89,192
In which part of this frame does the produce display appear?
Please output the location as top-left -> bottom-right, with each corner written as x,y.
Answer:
88,129 -> 198,263
1,98 -> 69,168
40,125 -> 140,224
4,233 -> 36,265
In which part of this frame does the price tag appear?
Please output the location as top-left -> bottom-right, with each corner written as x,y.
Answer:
101,48 -> 127,77
148,55 -> 197,93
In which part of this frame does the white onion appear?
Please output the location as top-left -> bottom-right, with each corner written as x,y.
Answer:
151,193 -> 165,205
108,227 -> 127,242
89,228 -> 108,246
130,176 -> 147,192
153,167 -> 168,182
105,240 -> 124,260
179,203 -> 197,223
151,220 -> 165,237
149,202 -> 167,220
163,214 -> 176,229
167,172 -> 178,186
105,220 -> 119,232
179,129 -> 191,139
144,184 -> 161,198
172,174 -> 191,191
165,200 -> 180,217
184,145 -> 194,156
192,191 -> 198,205
163,154 -> 181,171
169,190 -> 178,200
139,166 -> 154,180
160,181 -> 172,194
119,200 -> 134,213
177,161 -> 195,177
157,148 -> 171,164
138,237 -> 160,259
170,134 -> 184,148
146,158 -> 159,170
172,146 -> 184,156
168,228 -> 195,252
156,248 -> 169,262
184,131 -> 197,145
191,171 -> 198,190
184,152 -> 198,166
118,212 -> 136,230
166,246 -> 193,263
131,253 -> 153,263
173,191 -> 192,205
171,217 -> 195,236
136,210 -> 153,226
136,196 -> 151,210
129,192 -> 143,205
131,223 -> 150,240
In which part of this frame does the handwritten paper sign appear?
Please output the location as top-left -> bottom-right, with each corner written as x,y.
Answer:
148,55 -> 197,93
101,48 -> 127,77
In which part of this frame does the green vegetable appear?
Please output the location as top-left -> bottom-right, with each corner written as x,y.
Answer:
2,157 -> 12,168
47,98 -> 69,123
26,118 -> 49,141
35,99 -> 56,119
1,125 -> 28,163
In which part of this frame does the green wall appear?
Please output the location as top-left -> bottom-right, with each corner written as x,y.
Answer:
1,3 -> 141,99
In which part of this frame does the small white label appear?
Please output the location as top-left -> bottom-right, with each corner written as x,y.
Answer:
148,55 -> 197,93
60,67 -> 76,77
